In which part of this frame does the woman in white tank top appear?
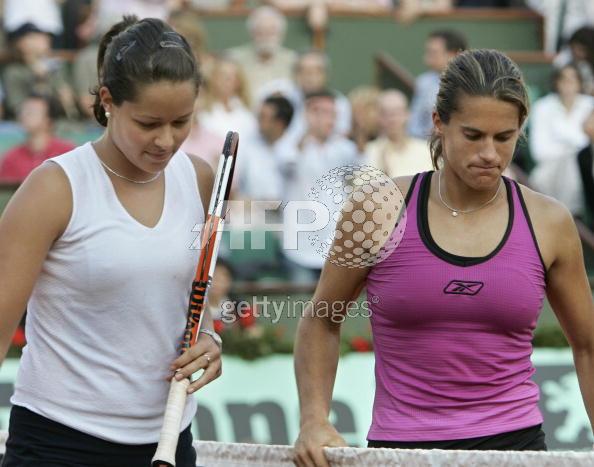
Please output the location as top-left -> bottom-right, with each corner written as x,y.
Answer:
0,16 -> 222,467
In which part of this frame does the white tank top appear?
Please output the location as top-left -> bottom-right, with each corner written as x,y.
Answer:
11,142 -> 204,444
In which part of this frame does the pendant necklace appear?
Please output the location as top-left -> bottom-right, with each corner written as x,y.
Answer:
438,171 -> 502,217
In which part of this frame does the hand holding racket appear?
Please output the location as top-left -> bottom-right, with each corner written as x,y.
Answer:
152,131 -> 239,467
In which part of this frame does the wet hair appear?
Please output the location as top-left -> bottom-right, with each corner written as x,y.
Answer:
92,16 -> 202,127
429,49 -> 529,169
263,95 -> 294,128
428,30 -> 468,54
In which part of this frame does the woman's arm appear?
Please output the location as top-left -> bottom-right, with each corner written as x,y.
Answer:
545,203 -> 594,431
189,152 -> 215,334
294,173 -> 410,467
170,153 -> 221,393
0,163 -> 72,364
294,261 -> 368,467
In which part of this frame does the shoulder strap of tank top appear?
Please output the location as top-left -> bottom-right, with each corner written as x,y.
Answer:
402,171 -> 425,211
509,177 -> 547,272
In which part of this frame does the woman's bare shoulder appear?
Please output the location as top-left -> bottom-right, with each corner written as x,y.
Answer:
517,183 -> 571,227
1,162 -> 73,244
393,174 -> 420,201
517,183 -> 576,269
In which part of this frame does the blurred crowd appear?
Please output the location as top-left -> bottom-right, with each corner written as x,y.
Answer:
0,1 -> 592,280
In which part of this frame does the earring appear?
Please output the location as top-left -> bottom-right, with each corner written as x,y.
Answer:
105,111 -> 111,119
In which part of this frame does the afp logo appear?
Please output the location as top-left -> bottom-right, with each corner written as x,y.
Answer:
444,280 -> 484,296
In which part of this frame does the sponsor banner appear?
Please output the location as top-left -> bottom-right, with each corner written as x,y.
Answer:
0,350 -> 592,449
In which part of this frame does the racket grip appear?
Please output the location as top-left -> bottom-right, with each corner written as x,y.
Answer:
152,378 -> 190,467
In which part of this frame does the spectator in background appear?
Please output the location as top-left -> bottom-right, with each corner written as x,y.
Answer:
566,26 -> 594,95
60,0 -> 94,50
526,0 -> 594,54
169,9 -> 223,169
0,94 -> 75,182
282,90 -> 358,282
170,8 -> 214,77
577,109 -> 594,226
238,95 -> 295,202
260,50 -> 351,146
227,6 -> 297,99
366,90 -> 432,178
529,64 -> 594,215
199,57 -> 257,142
408,29 -> 467,139
180,100 -> 224,172
3,0 -> 63,40
94,0 -> 173,34
187,0 -> 234,9
72,36 -> 100,120
398,0 -> 523,22
398,0 -> 452,23
348,85 -> 381,153
3,23 -> 78,119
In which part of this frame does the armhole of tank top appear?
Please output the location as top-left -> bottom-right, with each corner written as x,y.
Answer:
45,159 -> 76,241
182,152 -> 203,208
403,172 -> 421,207
513,180 -> 548,275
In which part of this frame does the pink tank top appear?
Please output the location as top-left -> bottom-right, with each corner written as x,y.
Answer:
366,171 -> 546,442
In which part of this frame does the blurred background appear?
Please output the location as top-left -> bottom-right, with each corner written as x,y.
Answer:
0,0 -> 594,451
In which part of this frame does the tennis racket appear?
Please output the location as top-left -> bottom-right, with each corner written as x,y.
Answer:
152,131 -> 239,467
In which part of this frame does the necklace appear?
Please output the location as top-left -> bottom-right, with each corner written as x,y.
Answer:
98,158 -> 161,184
438,171 -> 502,217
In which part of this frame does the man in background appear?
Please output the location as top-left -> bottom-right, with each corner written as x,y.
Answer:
227,6 -> 297,99
282,90 -> 358,282
259,50 -> 352,147
239,95 -> 295,202
408,29 -> 467,139
0,94 -> 74,182
366,90 -> 432,178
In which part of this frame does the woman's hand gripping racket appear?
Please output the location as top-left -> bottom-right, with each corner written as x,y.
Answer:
152,131 -> 239,467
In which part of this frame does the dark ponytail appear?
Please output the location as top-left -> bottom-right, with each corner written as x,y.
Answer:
91,15 -> 202,127
92,15 -> 138,126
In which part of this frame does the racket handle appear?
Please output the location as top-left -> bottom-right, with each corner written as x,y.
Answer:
152,378 -> 190,467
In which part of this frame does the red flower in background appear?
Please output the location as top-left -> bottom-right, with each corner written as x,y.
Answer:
213,319 -> 225,334
238,305 -> 256,328
350,336 -> 372,352
11,326 -> 26,347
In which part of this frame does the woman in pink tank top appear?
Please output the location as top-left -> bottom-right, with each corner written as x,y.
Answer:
294,49 -> 594,467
